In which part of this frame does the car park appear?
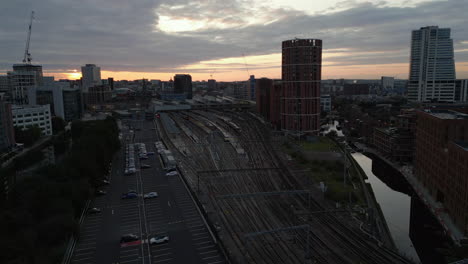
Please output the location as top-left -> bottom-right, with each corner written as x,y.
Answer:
88,207 -> 101,214
144,192 -> 158,199
150,235 -> 169,244
120,234 -> 139,243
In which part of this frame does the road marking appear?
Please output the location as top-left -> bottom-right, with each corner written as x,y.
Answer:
112,209 -> 114,214
198,245 -> 215,250
203,255 -> 221,260
200,250 -> 218,255
153,258 -> 173,263
207,261 -> 224,264
167,201 -> 171,207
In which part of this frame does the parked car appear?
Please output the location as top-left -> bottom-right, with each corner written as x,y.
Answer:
96,190 -> 106,195
149,235 -> 169,244
141,164 -> 151,169
147,152 -> 155,155
121,193 -> 138,199
88,207 -> 101,214
120,234 -> 139,243
166,171 -> 178,176
144,192 -> 158,199
127,189 -> 137,194
165,167 -> 177,172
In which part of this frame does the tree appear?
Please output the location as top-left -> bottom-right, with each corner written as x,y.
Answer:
326,130 -> 338,138
14,125 -> 42,147
52,116 -> 66,134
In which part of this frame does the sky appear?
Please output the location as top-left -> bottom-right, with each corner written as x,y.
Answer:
0,0 -> 467,81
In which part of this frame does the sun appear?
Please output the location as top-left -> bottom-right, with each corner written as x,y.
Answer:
66,71 -> 82,80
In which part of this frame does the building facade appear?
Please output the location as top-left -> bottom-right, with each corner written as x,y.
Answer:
255,78 -> 281,129
0,99 -> 15,151
455,79 -> 468,103
248,75 -> 256,100
408,26 -> 456,102
343,83 -> 370,96
12,104 -> 52,136
414,109 -> 468,235
320,94 -> 331,112
381,76 -> 395,93
28,81 -> 82,122
8,64 -> 43,105
0,75 -> 9,96
281,38 -> 322,135
81,64 -> 102,92
174,74 -> 192,99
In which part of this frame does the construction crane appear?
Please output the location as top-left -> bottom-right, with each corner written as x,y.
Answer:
242,53 -> 250,76
22,11 -> 35,64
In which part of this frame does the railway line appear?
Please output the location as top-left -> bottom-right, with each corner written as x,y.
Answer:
155,110 -> 413,264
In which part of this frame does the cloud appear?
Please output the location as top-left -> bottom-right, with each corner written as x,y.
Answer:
0,0 -> 467,79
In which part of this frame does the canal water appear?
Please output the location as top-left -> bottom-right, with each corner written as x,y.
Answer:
352,153 -> 421,262
323,120 -> 448,263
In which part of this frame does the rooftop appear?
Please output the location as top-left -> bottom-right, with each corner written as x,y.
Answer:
423,109 -> 468,120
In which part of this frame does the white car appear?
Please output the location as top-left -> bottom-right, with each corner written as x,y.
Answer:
165,171 -> 178,176
144,192 -> 158,199
150,235 -> 169,244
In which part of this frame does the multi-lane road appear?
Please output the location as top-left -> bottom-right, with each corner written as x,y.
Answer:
70,116 -> 226,264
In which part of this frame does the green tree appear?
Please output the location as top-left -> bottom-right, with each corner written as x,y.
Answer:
52,116 -> 66,134
14,125 -> 42,147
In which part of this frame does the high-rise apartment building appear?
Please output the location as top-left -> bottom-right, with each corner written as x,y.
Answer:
414,109 -> 468,235
281,38 -> 322,135
8,64 -> 43,105
408,26 -> 456,102
173,74 -> 192,99
81,64 -> 102,92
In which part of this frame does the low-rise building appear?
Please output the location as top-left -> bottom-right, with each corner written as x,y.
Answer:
12,104 -> 52,136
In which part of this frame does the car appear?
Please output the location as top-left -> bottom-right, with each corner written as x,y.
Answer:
121,193 -> 138,199
88,207 -> 101,214
141,164 -> 151,169
127,189 -> 137,194
100,179 -> 110,185
139,156 -> 148,160
150,235 -> 169,244
96,190 -> 106,195
120,234 -> 139,243
147,152 -> 155,155
166,171 -> 178,176
144,192 -> 158,199
165,167 -> 176,172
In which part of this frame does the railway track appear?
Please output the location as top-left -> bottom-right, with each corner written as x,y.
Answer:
156,110 -> 413,264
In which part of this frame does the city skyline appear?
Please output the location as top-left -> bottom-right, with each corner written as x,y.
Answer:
1,0 -> 468,81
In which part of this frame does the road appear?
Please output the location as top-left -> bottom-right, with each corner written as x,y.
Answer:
70,116 -> 226,264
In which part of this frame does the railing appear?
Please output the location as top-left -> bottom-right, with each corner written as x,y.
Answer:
61,199 -> 91,264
